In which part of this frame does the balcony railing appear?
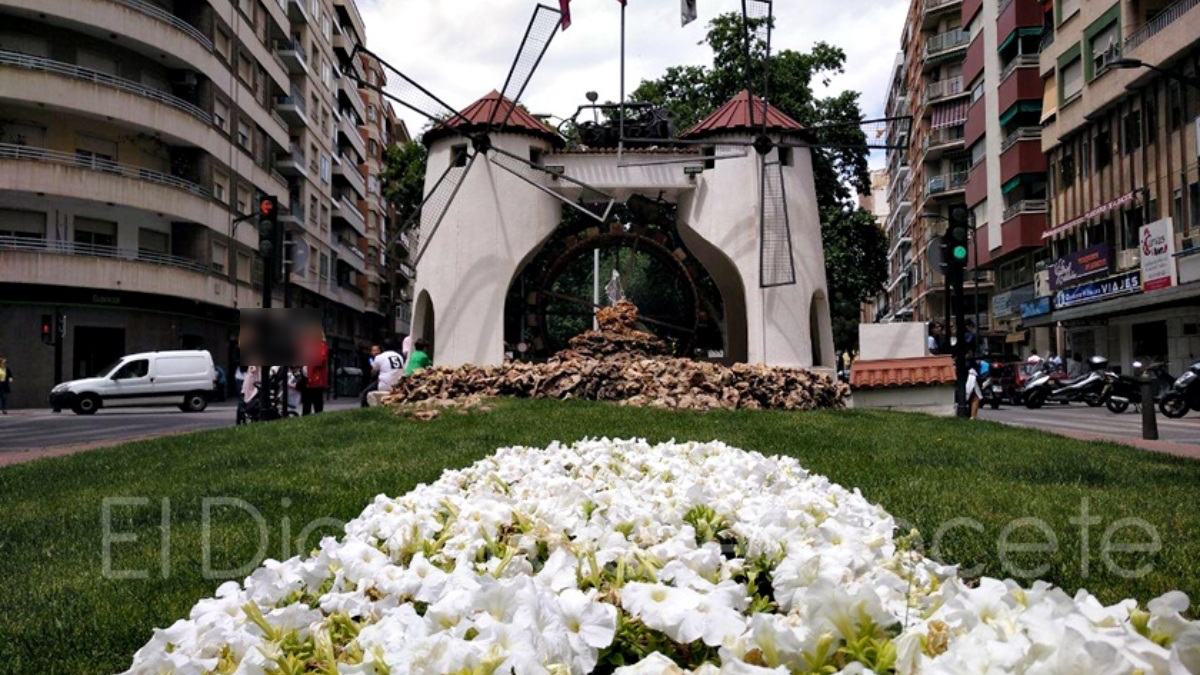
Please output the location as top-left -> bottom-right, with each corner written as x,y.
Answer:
1003,199 -> 1048,220
999,54 -> 1039,82
925,0 -> 962,11
111,0 -> 213,51
925,76 -> 964,103
927,171 -> 969,194
925,125 -> 966,150
0,50 -> 211,124
925,30 -> 970,57
1001,126 -> 1041,152
0,235 -> 210,274
276,88 -> 308,114
0,143 -> 212,198
1124,0 -> 1199,52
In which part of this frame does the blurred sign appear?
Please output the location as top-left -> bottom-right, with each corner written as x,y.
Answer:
1048,243 -> 1111,290
1020,296 -> 1052,319
993,284 -> 1034,319
1139,217 -> 1177,292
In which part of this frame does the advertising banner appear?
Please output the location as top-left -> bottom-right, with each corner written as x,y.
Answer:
1020,296 -> 1052,319
1139,217 -> 1177,292
1048,244 -> 1111,290
992,284 -> 1035,319
1054,270 -> 1141,309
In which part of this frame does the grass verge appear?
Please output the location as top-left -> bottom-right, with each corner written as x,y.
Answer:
1,399 -> 1197,672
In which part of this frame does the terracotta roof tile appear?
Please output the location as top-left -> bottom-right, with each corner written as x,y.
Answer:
850,356 -> 956,389
424,91 -> 563,146
681,90 -> 805,139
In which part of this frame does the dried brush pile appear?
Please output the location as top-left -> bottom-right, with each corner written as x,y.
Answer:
383,302 -> 848,416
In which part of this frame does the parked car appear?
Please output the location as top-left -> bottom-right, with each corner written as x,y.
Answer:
49,350 -> 217,415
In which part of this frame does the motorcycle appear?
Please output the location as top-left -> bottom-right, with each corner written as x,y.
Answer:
1102,362 -> 1175,414
1023,356 -> 1109,409
1158,361 -> 1200,419
980,372 -> 1003,409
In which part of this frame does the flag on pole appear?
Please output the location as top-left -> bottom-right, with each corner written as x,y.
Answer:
681,0 -> 697,25
559,0 -> 571,29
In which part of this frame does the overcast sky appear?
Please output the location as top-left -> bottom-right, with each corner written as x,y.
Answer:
359,0 -> 908,167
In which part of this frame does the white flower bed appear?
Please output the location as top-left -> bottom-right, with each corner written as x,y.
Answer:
125,439 -> 1200,674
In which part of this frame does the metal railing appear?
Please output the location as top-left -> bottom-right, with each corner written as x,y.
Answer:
1001,126 -> 1041,152
275,88 -> 308,115
1125,0 -> 1199,52
0,235 -> 210,274
927,171 -> 969,194
925,125 -> 966,149
274,38 -> 307,64
1003,199 -> 1048,220
925,29 -> 970,57
111,0 -> 213,51
0,143 -> 212,198
925,76 -> 964,103
925,0 -> 962,11
999,54 -> 1039,82
0,50 -> 211,124
398,261 -> 416,278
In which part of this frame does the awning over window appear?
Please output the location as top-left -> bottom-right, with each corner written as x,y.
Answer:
999,101 -> 1041,126
1042,189 -> 1140,239
931,99 -> 969,129
1040,74 -> 1057,123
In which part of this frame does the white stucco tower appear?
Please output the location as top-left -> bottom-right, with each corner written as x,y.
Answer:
411,92 -> 562,367
411,90 -> 835,370
677,91 -> 835,368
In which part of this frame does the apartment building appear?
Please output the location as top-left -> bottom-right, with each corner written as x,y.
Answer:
0,0 -> 404,407
1031,0 -> 1199,373
874,0 -> 998,346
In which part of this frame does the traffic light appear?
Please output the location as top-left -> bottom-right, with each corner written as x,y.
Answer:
257,196 -> 281,278
40,314 -> 53,345
944,205 -> 971,280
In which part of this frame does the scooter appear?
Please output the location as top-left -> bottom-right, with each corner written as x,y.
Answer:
1102,362 -> 1174,414
1158,361 -> 1200,419
1023,356 -> 1109,409
980,372 -> 1003,410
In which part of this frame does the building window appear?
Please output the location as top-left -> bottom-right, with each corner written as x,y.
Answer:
1122,110 -> 1141,154
74,217 -> 117,248
237,119 -> 251,149
212,240 -> 228,272
0,208 -> 47,240
1085,17 -> 1120,81
320,154 -> 331,183
451,144 -> 469,168
1059,55 -> 1083,103
319,252 -> 329,281
213,170 -> 229,202
309,245 -> 319,275
778,146 -> 792,167
1058,0 -> 1079,24
138,228 -> 169,255
213,98 -> 229,132
237,184 -> 251,214
1120,208 -> 1144,249
215,29 -> 231,61
1094,125 -> 1111,169
367,104 -> 376,122
1167,83 -> 1184,129
1144,97 -> 1157,146
237,252 -> 252,283
1059,149 -> 1074,186
309,195 -> 318,226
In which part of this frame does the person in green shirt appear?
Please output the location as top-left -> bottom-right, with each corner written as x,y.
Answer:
404,338 -> 432,376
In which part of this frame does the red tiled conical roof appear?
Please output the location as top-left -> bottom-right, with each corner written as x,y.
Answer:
680,90 -> 805,139
423,91 -> 563,147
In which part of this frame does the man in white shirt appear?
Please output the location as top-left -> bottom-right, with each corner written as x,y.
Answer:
373,342 -> 405,392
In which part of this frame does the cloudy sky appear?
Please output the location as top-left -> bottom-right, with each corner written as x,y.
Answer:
359,0 -> 908,166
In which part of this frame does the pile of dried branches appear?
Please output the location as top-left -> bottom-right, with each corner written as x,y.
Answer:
383,302 -> 848,416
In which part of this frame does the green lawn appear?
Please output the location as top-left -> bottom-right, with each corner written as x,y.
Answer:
1,400 -> 1198,673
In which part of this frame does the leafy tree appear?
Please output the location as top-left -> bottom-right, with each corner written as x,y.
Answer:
379,141 -> 428,233
632,13 -> 886,348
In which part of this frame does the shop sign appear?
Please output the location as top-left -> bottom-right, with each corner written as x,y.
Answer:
1048,244 -> 1111,290
993,284 -> 1035,319
1139,218 -> 1177,292
1020,296 -> 1052,319
1054,270 -> 1141,309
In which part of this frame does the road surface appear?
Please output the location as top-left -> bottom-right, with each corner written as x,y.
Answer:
985,401 -> 1200,447
0,398 -> 361,463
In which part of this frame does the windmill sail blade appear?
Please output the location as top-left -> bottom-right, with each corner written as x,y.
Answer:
759,159 -> 796,288
410,151 -> 479,266
488,146 -> 615,223
352,46 -> 474,129
491,4 -> 562,129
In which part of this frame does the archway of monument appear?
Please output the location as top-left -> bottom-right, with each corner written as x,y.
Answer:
503,197 -> 733,360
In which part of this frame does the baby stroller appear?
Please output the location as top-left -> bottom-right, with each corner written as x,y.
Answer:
237,366 -> 299,424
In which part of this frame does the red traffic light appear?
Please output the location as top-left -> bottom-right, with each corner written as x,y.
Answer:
259,198 -> 276,216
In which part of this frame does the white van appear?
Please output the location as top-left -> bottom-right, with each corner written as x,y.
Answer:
49,350 -> 217,415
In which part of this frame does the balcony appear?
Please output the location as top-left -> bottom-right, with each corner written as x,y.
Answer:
338,112 -> 366,163
998,203 -> 1047,255
274,39 -> 308,75
335,236 -> 367,273
274,89 -> 308,128
924,30 -> 970,63
332,32 -> 355,61
1124,0 -> 1199,52
276,149 -> 308,177
108,0 -> 213,51
997,0 -> 1044,48
963,32 -> 985,84
925,76 -> 965,104
333,154 -> 366,199
0,143 -> 209,198
0,50 -> 210,124
338,75 -> 367,121
999,54 -> 1040,84
923,0 -> 963,28
287,0 -> 309,23
998,59 -> 1042,115
999,127 -> 1046,182
332,194 -> 366,235
1002,199 -> 1047,221
1000,126 -> 1041,152
923,125 -> 965,161
0,235 -> 208,274
927,171 -> 968,197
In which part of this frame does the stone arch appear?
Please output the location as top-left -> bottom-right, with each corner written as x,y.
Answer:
809,290 -> 831,367
412,289 -> 435,358
675,220 -> 749,363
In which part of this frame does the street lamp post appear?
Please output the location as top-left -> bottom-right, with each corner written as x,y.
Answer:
1109,57 -> 1200,90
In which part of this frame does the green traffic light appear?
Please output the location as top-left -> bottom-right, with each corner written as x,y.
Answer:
953,245 -> 968,260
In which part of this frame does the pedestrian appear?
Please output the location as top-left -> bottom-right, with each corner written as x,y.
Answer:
404,338 -> 432,376
300,326 -> 329,415
359,344 -> 382,407
1026,349 -> 1043,365
0,356 -> 12,414
372,341 -> 405,397
402,334 -> 414,364
213,365 -> 227,402
963,319 -> 978,352
927,322 -> 944,355
1048,351 -> 1063,372
965,353 -> 983,419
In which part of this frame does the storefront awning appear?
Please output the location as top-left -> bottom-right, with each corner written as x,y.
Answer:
1042,189 -> 1140,240
1040,75 -> 1057,123
931,99 -> 969,129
